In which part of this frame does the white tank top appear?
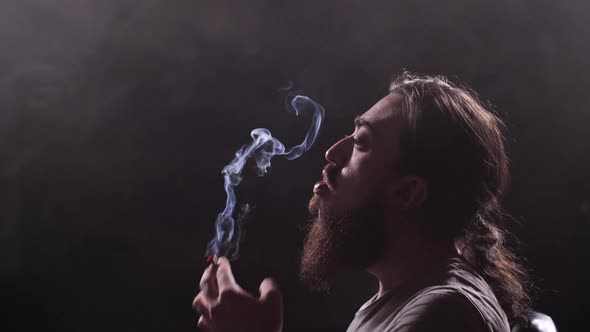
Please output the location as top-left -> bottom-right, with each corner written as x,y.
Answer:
346,257 -> 510,332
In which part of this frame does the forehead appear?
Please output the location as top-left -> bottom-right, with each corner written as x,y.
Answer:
358,93 -> 403,135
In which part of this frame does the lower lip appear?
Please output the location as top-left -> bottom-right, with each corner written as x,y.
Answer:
313,180 -> 329,194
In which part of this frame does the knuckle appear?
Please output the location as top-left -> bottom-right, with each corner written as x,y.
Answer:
199,274 -> 211,289
191,294 -> 200,310
197,317 -> 210,332
192,293 -> 207,312
197,315 -> 205,325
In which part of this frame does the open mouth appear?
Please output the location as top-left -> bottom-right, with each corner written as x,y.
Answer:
313,179 -> 329,193
313,168 -> 336,194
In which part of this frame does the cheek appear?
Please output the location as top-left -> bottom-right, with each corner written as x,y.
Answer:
341,155 -> 381,201
351,153 -> 391,195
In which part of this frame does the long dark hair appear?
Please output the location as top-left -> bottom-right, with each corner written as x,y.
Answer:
389,72 -> 531,323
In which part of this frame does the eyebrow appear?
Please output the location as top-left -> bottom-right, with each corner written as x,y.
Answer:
354,116 -> 375,134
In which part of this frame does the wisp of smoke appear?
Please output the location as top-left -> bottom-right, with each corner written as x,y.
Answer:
206,93 -> 325,260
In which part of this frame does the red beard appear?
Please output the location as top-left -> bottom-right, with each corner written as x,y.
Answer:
299,194 -> 387,291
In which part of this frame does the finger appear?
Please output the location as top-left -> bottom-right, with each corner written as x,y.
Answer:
199,264 -> 219,298
259,278 -> 284,330
192,292 -> 213,320
259,277 -> 283,309
216,257 -> 238,292
197,315 -> 211,332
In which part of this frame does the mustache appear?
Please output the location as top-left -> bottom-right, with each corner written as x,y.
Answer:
322,163 -> 339,190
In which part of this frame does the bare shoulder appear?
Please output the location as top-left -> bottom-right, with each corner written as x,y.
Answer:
389,287 -> 490,332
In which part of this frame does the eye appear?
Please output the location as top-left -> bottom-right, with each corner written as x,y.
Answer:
353,135 -> 369,149
353,137 -> 362,145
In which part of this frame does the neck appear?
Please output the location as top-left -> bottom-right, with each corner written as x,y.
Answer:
368,220 -> 458,298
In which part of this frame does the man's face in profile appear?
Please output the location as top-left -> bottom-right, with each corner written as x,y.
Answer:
300,94 -> 405,290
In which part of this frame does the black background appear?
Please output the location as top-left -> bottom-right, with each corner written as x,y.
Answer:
1,0 -> 589,331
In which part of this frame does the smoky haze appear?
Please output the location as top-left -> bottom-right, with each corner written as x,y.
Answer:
207,94 -> 324,259
1,0 -> 589,331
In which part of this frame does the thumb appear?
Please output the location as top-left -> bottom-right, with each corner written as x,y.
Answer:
259,278 -> 283,332
259,277 -> 283,309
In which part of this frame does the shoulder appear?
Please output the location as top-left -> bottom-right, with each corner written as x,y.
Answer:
390,287 -> 490,332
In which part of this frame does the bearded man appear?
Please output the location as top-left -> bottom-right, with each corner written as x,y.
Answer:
192,72 -> 531,332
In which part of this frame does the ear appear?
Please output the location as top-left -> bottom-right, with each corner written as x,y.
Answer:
388,175 -> 428,210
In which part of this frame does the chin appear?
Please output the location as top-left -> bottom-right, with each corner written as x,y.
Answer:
311,194 -> 344,221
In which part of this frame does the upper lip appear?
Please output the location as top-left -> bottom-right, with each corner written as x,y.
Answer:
322,168 -> 335,191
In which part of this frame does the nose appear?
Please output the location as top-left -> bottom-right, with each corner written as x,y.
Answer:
325,135 -> 352,167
